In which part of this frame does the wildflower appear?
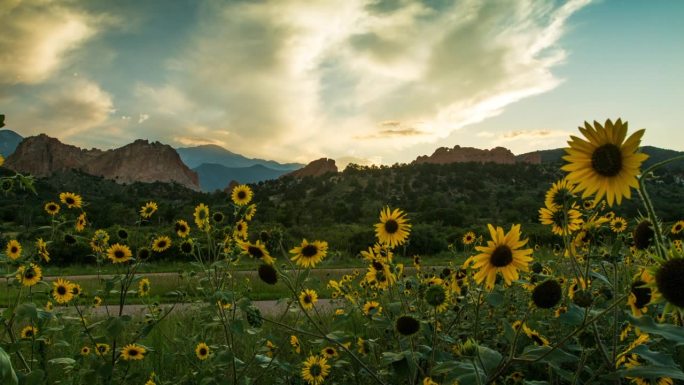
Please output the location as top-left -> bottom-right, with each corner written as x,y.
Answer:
290,239 -> 328,268
374,207 -> 411,248
233,220 -> 248,240
80,346 -> 91,356
140,201 -> 158,218
424,283 -> 450,312
396,315 -> 420,336
362,301 -> 382,316
672,220 -> 684,235
60,192 -> 83,209
5,239 -> 21,260
139,278 -> 151,296
195,342 -> 210,360
523,324 -> 550,346
107,243 -> 132,263
532,279 -> 562,309
231,184 -> 253,206
75,212 -> 87,232
545,178 -> 577,210
301,355 -> 330,385
245,204 -> 257,221
95,343 -> 111,356
175,219 -> 190,238
52,278 -> 75,304
462,231 -> 476,245
151,236 -> 171,253
562,119 -> 648,206
237,240 -> 274,265
93,296 -> 103,307
538,203 -> 583,236
321,346 -> 338,359
20,326 -> 37,339
299,289 -> 318,311
120,344 -> 146,360
257,264 -> 278,285
611,217 -> 628,233
16,263 -> 42,287
193,203 -> 210,231
290,335 -> 301,354
44,201 -> 60,216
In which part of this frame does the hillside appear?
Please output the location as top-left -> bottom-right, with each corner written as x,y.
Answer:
194,163 -> 289,192
177,144 -> 303,170
520,146 -> 684,169
0,129 -> 23,157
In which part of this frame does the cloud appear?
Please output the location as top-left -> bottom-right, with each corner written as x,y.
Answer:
490,128 -> 572,153
0,0 -> 102,84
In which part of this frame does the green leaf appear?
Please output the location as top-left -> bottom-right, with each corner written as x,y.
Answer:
519,346 -> 579,364
631,345 -> 677,367
628,314 -> 684,342
616,365 -> 684,380
19,369 -> 44,385
485,292 -> 504,306
559,304 -> 585,326
477,346 -> 502,374
48,357 -> 76,366
15,304 -> 38,321
0,347 -> 18,385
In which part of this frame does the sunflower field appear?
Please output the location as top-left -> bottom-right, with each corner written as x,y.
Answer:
2,119 -> 684,385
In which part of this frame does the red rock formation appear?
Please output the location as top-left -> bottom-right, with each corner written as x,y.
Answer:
414,145 -> 518,165
5,135 -> 199,190
515,152 -> 542,165
284,158 -> 337,178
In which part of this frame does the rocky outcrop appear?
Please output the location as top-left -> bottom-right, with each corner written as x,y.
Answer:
414,145 -> 518,165
5,135 -> 199,190
284,158 -> 337,178
515,152 -> 542,165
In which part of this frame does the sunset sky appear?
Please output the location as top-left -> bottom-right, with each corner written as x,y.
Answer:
1,0 -> 682,166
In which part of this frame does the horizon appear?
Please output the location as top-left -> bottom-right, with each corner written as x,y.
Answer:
1,1 -> 683,166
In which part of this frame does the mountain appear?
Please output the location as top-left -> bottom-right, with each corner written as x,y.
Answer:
5,135 -> 199,190
283,158 -> 338,178
194,163 -> 289,192
176,144 -> 304,171
413,145 -> 542,165
0,129 -> 23,157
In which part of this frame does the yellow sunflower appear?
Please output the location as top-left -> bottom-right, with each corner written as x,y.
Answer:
562,119 -> 648,206
59,192 -> 83,209
80,346 -> 91,356
175,219 -> 190,238
6,239 -> 22,260
465,224 -> 533,290
375,207 -> 411,248
36,238 -> 50,262
362,300 -> 382,316
321,346 -> 338,359
44,201 -> 60,216
193,203 -> 211,231
233,220 -> 248,240
16,263 -> 42,287
238,240 -> 274,265
523,324 -> 550,346
195,342 -> 210,360
93,296 -> 103,307
231,184 -> 253,206
544,178 -> 577,210
75,212 -> 87,232
245,204 -> 257,221
140,201 -> 158,218
120,344 -> 146,360
672,220 -> 684,235
290,239 -> 328,268
299,289 -> 318,311
151,236 -> 172,253
538,203 -> 583,236
611,217 -> 628,233
138,278 -> 151,297
20,326 -> 38,339
107,243 -> 132,263
423,378 -> 439,385
290,335 -> 301,354
52,278 -> 75,304
95,343 -> 111,356
462,231 -> 476,245
301,355 -> 330,385
89,230 -> 109,253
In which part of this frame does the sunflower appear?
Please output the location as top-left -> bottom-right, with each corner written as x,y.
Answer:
233,220 -> 248,240
611,217 -> 628,233
93,296 -> 103,307
195,342 -> 210,360
5,239 -> 21,260
424,283 -> 451,312
290,335 -> 301,354
139,278 -> 151,296
362,300 -> 382,316
174,219 -> 190,238
34,238 -> 50,263
137,201 -> 157,219
301,355 -> 330,385
462,231 -> 476,245
44,201 -> 60,216
465,224 -> 533,290
120,344 -> 146,360
538,204 -> 583,236
107,243 -> 132,263
672,220 -> 684,235
423,378 -> 438,385
562,119 -> 648,206
245,204 -> 257,221
374,207 -> 411,248
59,192 -> 83,209
266,340 -> 277,358
238,240 -> 274,265
95,343 -> 111,356
75,212 -> 87,232
20,326 -> 38,339
193,203 -> 211,231
655,258 -> 684,312
52,278 -> 74,303
151,236 -> 172,253
45,301 -> 53,311
231,184 -> 253,206
544,178 -> 577,210
290,239 -> 328,268
80,346 -> 91,356
321,346 -> 338,359
299,289 -> 318,311
523,324 -> 550,346
16,263 -> 42,287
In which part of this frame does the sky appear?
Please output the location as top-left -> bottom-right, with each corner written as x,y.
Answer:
1,0 -> 683,167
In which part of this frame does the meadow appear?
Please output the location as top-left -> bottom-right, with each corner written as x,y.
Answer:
1,119 -> 684,385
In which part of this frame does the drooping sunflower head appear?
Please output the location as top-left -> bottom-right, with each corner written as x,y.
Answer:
107,243 -> 132,264
75,212 -> 87,232
140,201 -> 158,218
151,236 -> 172,253
544,178 -> 577,210
290,239 -> 328,268
374,207 -> 411,248
562,119 -> 648,206
6,239 -> 22,260
44,201 -> 60,216
52,278 -> 75,304
195,342 -> 210,360
395,315 -> 420,336
633,220 -> 654,250
59,192 -> 83,209
655,258 -> 684,312
231,184 -> 253,206
465,224 -> 533,290
120,344 -> 146,360
301,355 -> 330,385
258,264 -> 278,285
531,279 -> 562,309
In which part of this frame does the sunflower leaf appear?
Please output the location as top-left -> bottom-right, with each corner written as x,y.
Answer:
627,314 -> 684,342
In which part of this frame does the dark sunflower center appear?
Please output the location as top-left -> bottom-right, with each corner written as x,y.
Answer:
303,295 -> 312,304
157,240 -> 167,248
301,244 -> 318,258
372,261 -> 384,271
384,219 -> 399,234
326,348 -> 334,355
237,224 -> 243,231
530,333 -> 545,346
248,246 -> 264,258
128,349 -> 138,356
631,280 -> 651,308
26,331 -> 33,337
98,346 -> 106,352
552,188 -> 573,207
115,250 -> 125,259
66,197 -> 75,204
490,246 -> 513,267
591,144 -> 623,177
634,220 -> 654,250
49,204 -> 57,211
237,191 -> 246,199
675,224 -> 682,232
551,210 -> 565,228
200,348 -> 207,355
10,246 -> 17,253
25,270 -> 35,279
57,286 -> 67,295
310,364 -> 322,376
